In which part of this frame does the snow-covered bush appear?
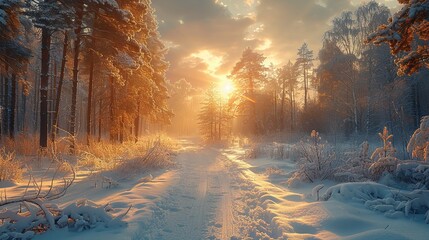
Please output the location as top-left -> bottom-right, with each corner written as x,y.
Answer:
114,141 -> 174,178
0,163 -> 129,239
321,182 -> 429,223
288,130 -> 336,184
269,143 -> 289,160
407,116 -> 429,161
334,141 -> 373,182
244,143 -> 268,159
0,149 -> 22,182
0,199 -> 128,238
78,135 -> 176,171
369,127 -> 398,180
395,162 -> 429,189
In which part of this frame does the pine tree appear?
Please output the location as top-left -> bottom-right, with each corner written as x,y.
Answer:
278,61 -> 299,131
198,88 -> 218,142
0,0 -> 31,139
229,47 -> 267,135
297,43 -> 313,109
27,0 -> 73,148
367,0 -> 429,75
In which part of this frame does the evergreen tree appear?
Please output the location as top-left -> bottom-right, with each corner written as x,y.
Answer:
0,0 -> 31,139
297,43 -> 313,109
278,61 -> 299,131
368,0 -> 429,75
198,88 -> 218,142
229,47 -> 267,135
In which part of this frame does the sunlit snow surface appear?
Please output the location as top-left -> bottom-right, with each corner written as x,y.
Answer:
16,139 -> 426,239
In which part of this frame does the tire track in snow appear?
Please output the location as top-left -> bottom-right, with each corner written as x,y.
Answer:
134,144 -> 285,240
137,147 -> 231,240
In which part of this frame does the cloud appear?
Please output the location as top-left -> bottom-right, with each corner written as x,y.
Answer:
152,0 -> 257,88
254,0 -> 355,64
152,0 -> 400,88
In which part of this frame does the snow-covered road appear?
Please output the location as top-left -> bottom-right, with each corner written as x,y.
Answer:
142,145 -> 238,239
131,140 -> 283,239
36,139 -> 428,240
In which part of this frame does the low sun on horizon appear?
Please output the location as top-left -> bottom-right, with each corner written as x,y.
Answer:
218,78 -> 235,99
2,0 -> 429,240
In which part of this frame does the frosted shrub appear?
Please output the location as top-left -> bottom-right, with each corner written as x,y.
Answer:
0,149 -> 22,182
114,141 -> 174,177
321,182 -> 429,224
245,144 -> 268,159
407,116 -> 429,161
335,141 -> 373,182
0,135 -> 39,156
269,143 -> 293,160
395,162 -> 429,189
288,130 -> 336,184
369,127 -> 398,180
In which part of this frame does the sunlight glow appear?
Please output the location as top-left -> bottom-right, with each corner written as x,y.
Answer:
218,78 -> 235,99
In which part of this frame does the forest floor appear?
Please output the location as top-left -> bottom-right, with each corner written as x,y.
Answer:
4,138 -> 427,239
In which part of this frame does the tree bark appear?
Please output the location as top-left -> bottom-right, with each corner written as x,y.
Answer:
290,91 -> 294,132
280,78 -> 285,131
134,101 -> 140,143
9,73 -> 16,139
70,2 -> 84,151
0,65 -> 4,138
109,76 -> 116,142
86,11 -> 98,146
303,61 -> 308,109
39,27 -> 51,148
98,98 -> 102,142
51,31 -> 68,141
86,41 -> 95,145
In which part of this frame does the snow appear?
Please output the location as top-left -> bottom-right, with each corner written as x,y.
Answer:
407,116 -> 429,161
2,138 -> 429,239
0,9 -> 6,26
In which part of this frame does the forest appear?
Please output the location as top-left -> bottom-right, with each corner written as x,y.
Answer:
1,0 -> 172,151
1,0 -> 429,239
193,1 -> 429,159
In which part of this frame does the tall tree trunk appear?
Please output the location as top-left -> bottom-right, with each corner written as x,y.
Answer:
33,66 -> 39,132
51,32 -> 68,141
40,27 -> 51,148
134,101 -> 140,143
70,2 -> 84,151
86,12 -> 98,146
9,73 -> 16,139
119,114 -> 124,144
109,76 -> 115,142
303,62 -> 307,109
5,67 -> 10,137
352,88 -> 358,134
290,91 -> 294,132
249,76 -> 257,135
413,81 -> 421,128
365,53 -> 373,139
0,65 -> 8,137
218,99 -> 222,141
280,79 -> 285,131
98,98 -> 102,142
21,85 -> 27,132
0,65 -> 3,138
86,42 -> 95,145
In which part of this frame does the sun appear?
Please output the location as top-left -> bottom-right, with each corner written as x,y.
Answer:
218,78 -> 235,99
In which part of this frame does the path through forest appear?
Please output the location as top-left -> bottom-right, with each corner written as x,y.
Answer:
36,139 -> 427,240
132,139 -> 282,240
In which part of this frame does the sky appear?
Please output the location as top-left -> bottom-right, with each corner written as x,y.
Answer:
152,0 -> 400,88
